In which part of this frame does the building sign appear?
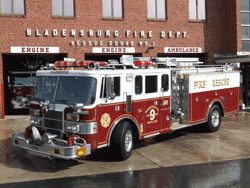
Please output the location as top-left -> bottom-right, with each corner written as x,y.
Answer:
26,29 -> 187,39
25,29 -> 189,48
92,47 -> 135,53
11,47 -> 60,53
164,47 -> 202,53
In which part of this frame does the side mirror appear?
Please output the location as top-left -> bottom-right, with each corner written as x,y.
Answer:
106,77 -> 116,100
74,103 -> 84,110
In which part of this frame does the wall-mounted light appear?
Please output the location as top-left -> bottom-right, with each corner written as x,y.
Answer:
146,46 -> 154,53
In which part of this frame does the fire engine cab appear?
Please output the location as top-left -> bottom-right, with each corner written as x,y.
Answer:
12,55 -> 240,161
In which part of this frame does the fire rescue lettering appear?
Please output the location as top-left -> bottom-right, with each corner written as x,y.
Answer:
194,81 -> 206,89
213,78 -> 229,87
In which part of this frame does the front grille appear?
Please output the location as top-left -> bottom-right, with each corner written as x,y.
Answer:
44,119 -> 62,130
44,110 -> 62,120
46,129 -> 61,137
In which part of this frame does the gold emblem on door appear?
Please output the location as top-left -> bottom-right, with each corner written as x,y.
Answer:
100,113 -> 111,128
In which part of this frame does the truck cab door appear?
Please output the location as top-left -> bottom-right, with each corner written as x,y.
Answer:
97,75 -> 124,146
144,74 -> 161,136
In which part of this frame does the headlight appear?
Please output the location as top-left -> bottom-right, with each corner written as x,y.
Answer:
66,113 -> 79,121
30,109 -> 40,116
42,133 -> 57,144
67,124 -> 80,132
65,122 -> 97,134
30,118 -> 41,125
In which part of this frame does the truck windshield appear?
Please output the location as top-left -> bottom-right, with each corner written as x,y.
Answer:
12,75 -> 35,85
32,76 -> 97,106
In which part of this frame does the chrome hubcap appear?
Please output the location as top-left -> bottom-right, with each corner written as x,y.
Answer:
125,130 -> 132,152
212,110 -> 220,127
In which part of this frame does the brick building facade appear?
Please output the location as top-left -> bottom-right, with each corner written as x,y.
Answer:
0,0 -> 243,117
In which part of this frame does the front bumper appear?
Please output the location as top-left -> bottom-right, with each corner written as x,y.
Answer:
11,99 -> 30,109
12,132 -> 91,159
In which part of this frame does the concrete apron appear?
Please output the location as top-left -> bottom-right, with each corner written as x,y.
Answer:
0,111 -> 249,184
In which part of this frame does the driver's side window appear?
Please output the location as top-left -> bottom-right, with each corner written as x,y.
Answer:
100,77 -> 120,98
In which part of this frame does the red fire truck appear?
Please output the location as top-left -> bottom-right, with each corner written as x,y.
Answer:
12,55 -> 240,161
8,71 -> 36,109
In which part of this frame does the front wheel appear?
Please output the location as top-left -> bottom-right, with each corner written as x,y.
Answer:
207,105 -> 221,132
112,121 -> 134,161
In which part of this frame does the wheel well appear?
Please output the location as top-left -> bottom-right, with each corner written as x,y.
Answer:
125,119 -> 140,144
109,119 -> 140,146
211,101 -> 224,117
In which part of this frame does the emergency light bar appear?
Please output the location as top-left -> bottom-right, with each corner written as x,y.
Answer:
152,57 -> 203,67
47,55 -> 205,71
133,61 -> 153,67
53,61 -> 109,68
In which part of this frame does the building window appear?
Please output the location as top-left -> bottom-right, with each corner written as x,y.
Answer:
0,0 -> 25,15
102,0 -> 123,18
147,0 -> 166,19
52,0 -> 75,17
242,0 -> 250,51
189,0 -> 206,20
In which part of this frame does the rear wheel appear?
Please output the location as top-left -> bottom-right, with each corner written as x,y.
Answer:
207,105 -> 221,132
112,121 -> 134,161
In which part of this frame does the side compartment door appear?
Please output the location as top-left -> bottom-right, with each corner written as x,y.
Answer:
160,73 -> 171,133
206,74 -> 226,113
225,73 -> 240,114
132,74 -> 145,134
189,75 -> 207,124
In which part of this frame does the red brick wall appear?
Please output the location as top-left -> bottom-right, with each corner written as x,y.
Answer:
0,0 -> 241,117
0,56 -> 3,118
224,0 -> 242,54
204,0 -> 242,64
204,0 -> 226,64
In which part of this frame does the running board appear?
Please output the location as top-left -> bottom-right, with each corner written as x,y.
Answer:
170,122 -> 190,131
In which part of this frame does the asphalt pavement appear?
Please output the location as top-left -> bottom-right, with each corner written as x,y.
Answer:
0,111 -> 250,187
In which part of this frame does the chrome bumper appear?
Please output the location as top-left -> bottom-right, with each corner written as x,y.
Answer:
11,100 -> 30,109
12,132 -> 91,159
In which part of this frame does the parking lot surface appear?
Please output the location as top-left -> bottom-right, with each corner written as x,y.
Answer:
0,111 -> 250,184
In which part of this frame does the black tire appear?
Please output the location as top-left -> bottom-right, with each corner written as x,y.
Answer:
207,105 -> 221,132
112,121 -> 134,161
